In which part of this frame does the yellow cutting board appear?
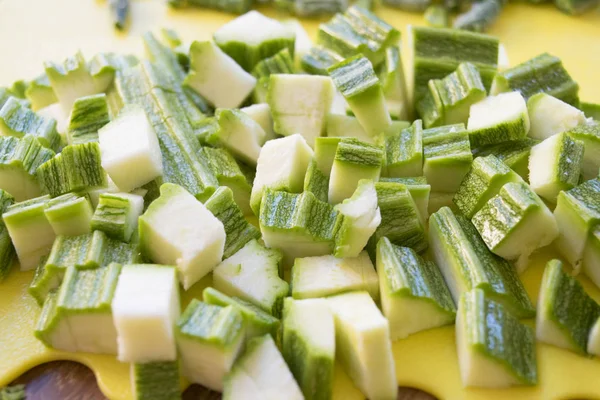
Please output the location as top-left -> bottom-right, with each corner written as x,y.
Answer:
0,1 -> 600,399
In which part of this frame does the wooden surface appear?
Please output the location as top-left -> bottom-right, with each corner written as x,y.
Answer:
11,362 -> 437,400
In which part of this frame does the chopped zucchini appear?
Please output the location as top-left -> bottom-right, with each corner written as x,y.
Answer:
529,132 -> 584,203
527,93 -> 586,140
326,291 -> 397,400
112,264 -> 180,362
428,207 -> 535,317
168,0 -> 252,13
44,192 -> 94,236
139,183 -> 226,289
282,19 -> 313,69
251,48 -> 295,80
301,46 -> 345,76
0,190 -> 15,281
91,192 -> 144,242
583,227 -> 600,289
580,102 -> 600,121
282,298 -> 335,400
471,138 -> 538,180
66,93 -> 110,145
567,121 -> 600,180
380,176 -> 430,224
453,154 -> 523,218
457,289 -> 537,387
326,113 -> 374,144
304,159 -> 329,203
241,103 -> 276,141
250,134 -> 313,215
380,45 -> 410,121
384,119 -> 423,177
131,362 -> 181,400
176,300 -> 245,391
377,238 -> 456,340
275,0 -> 347,16
536,260 -> 600,354
25,73 -> 58,111
472,182 -> 558,270
291,252 -> 379,300
314,137 -> 341,176
588,316 -> 600,356
0,96 -> 60,150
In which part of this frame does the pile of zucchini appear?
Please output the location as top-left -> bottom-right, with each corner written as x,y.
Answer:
1,6 -> 600,399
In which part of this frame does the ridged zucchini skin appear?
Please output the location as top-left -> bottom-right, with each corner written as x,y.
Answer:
131,362 -> 181,400
471,138 -> 538,180
301,46 -> 344,76
0,190 -> 15,281
0,96 -> 61,150
567,122 -> 600,180
384,120 -> 423,177
67,93 -> 110,144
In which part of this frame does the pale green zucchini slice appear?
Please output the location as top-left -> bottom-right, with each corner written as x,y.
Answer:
301,45 -> 345,76
66,93 -> 110,145
0,190 -> 15,281
185,41 -> 256,109
380,45 -> 410,121
472,182 -> 558,270
291,251 -> 379,300
112,264 -> 180,362
25,73 -> 57,111
326,291 -> 397,400
583,227 -> 600,290
213,10 -> 295,72
139,183 -> 226,290
203,287 -> 280,341
429,207 -> 534,317
44,192 -> 93,236
251,48 -> 295,80
0,97 -> 61,150
131,361 -> 181,400
241,103 -> 276,141
467,92 -> 530,148
176,300 -> 245,391
328,55 -> 391,138
527,93 -> 586,140
384,119 -> 423,177
211,108 -> 267,166
0,135 -> 55,201
536,260 -> 600,355
35,263 -> 121,354
250,134 -> 313,215
377,237 -> 456,340
304,159 -> 329,203
490,53 -> 579,106
471,138 -> 538,180
223,335 -> 304,400
528,132 -> 584,203
454,154 -> 523,218
268,74 -> 335,146
275,0 -> 347,16
326,113 -> 374,144
282,298 -> 335,400
457,289 -> 537,388
282,19 -> 313,69
380,176 -> 430,224
314,137 -> 341,176
168,0 -> 252,13
91,192 -> 144,242
567,121 -> 600,180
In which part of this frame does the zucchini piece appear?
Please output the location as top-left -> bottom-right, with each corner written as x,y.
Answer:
0,190 -> 15,281
377,238 -> 456,340
408,26 -> 499,104
329,55 -> 391,139
527,93 -> 586,140
204,187 -> 261,259
44,51 -> 101,113
580,102 -> 600,121
91,192 -> 144,242
87,176 -> 120,209
241,103 -> 276,141
0,135 -> 55,201
588,316 -> 600,356
423,123 -> 473,193
454,154 -> 523,218
282,298 -> 335,400
490,53 -> 579,106
210,108 -> 267,166
35,263 -> 121,354
3,195 -> 54,270
429,207 -> 535,317
168,0 -> 252,13
37,142 -> 107,197
282,19 -> 313,70
44,192 -> 94,236
383,0 -> 431,11
467,92 -> 530,148
554,0 -> 599,15
314,137 -> 340,176
328,138 -> 384,204
275,0 -> 348,16
529,132 -> 584,202
567,121 -> 600,180
89,52 -> 140,94
334,179 -> 381,258
185,41 -> 256,109
25,73 -> 57,111
428,191 -> 456,214
536,259 -> 600,354
384,119 -> 423,177
301,46 -> 345,76
371,181 -> 428,253
554,177 -> 600,272
203,287 -> 280,341
380,176 -> 430,224
291,252 -> 379,300
213,239 -> 287,317
471,138 -> 538,180
37,103 -> 68,136
457,289 -> 537,387
268,74 -> 335,146
98,106 -> 163,192
213,11 -> 295,72
139,183 -> 226,290
424,5 -> 449,28
176,299 -> 245,391
380,45 -> 410,121
0,385 -> 25,400
259,190 -> 341,266
318,6 -> 400,68
326,291 -> 397,400
201,147 -> 253,216
0,97 -> 60,150
584,225 -> 600,289
326,113 -> 374,144
223,334 -> 304,400
251,48 -> 295,79
472,182 -> 558,270
193,116 -> 219,145
304,159 -> 329,203
112,264 -> 180,362
0,88 -> 28,109
131,362 -> 181,400
453,0 -> 504,32
250,134 -> 313,215
417,63 -> 486,128
66,93 -> 110,145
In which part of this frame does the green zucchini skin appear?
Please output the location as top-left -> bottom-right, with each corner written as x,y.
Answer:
131,361 -> 182,400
